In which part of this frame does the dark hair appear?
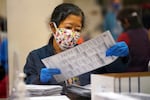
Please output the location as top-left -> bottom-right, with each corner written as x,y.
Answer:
141,8 -> 150,29
50,3 -> 85,27
48,3 -> 85,44
117,7 -> 143,30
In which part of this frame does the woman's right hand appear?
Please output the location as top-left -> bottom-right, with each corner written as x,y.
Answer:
40,68 -> 61,83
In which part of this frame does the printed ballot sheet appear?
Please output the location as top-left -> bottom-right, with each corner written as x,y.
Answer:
42,31 -> 118,82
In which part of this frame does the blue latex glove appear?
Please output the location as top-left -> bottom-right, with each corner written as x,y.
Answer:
40,68 -> 61,83
106,41 -> 129,57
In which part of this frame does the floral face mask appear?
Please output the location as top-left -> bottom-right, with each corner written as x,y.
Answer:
53,28 -> 81,50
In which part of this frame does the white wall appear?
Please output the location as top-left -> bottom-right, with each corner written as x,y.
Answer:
7,0 -> 63,93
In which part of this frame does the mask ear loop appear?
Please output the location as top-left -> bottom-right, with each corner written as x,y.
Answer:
49,22 -> 57,35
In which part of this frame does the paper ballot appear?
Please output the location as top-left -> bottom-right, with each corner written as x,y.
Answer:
42,31 -> 118,82
26,85 -> 63,96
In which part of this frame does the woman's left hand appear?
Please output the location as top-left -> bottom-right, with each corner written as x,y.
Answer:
106,41 -> 129,57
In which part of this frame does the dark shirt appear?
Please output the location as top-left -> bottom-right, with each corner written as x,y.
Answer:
24,42 -> 129,86
118,28 -> 150,72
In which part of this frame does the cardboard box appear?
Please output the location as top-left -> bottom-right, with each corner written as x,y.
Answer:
91,72 -> 150,100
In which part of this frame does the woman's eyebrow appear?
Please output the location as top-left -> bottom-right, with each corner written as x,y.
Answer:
64,22 -> 82,27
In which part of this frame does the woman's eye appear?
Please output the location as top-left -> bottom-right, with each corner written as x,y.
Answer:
75,29 -> 81,32
65,27 -> 72,30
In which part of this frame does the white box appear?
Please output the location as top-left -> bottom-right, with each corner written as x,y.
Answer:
91,72 -> 150,100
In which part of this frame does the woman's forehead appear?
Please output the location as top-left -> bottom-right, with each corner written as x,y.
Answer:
60,14 -> 82,27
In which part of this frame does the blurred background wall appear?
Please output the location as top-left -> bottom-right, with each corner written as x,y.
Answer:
7,0 -> 63,93
0,0 -> 7,18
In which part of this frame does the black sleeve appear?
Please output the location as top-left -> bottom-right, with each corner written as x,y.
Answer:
104,55 -> 130,73
23,51 -> 58,85
90,55 -> 130,75
23,51 -> 42,84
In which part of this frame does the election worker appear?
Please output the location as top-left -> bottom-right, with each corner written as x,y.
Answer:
24,3 -> 129,86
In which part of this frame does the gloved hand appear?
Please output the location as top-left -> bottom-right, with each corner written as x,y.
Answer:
106,41 -> 129,57
40,68 -> 61,83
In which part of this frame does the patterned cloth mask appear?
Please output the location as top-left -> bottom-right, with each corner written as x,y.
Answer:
53,28 -> 81,50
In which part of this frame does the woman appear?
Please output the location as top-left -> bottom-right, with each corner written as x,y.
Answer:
117,7 -> 150,72
24,3 -> 129,86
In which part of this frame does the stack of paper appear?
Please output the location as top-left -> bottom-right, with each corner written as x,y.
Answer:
123,93 -> 150,100
26,85 -> 63,96
29,96 -> 70,100
67,84 -> 91,98
94,92 -> 139,100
